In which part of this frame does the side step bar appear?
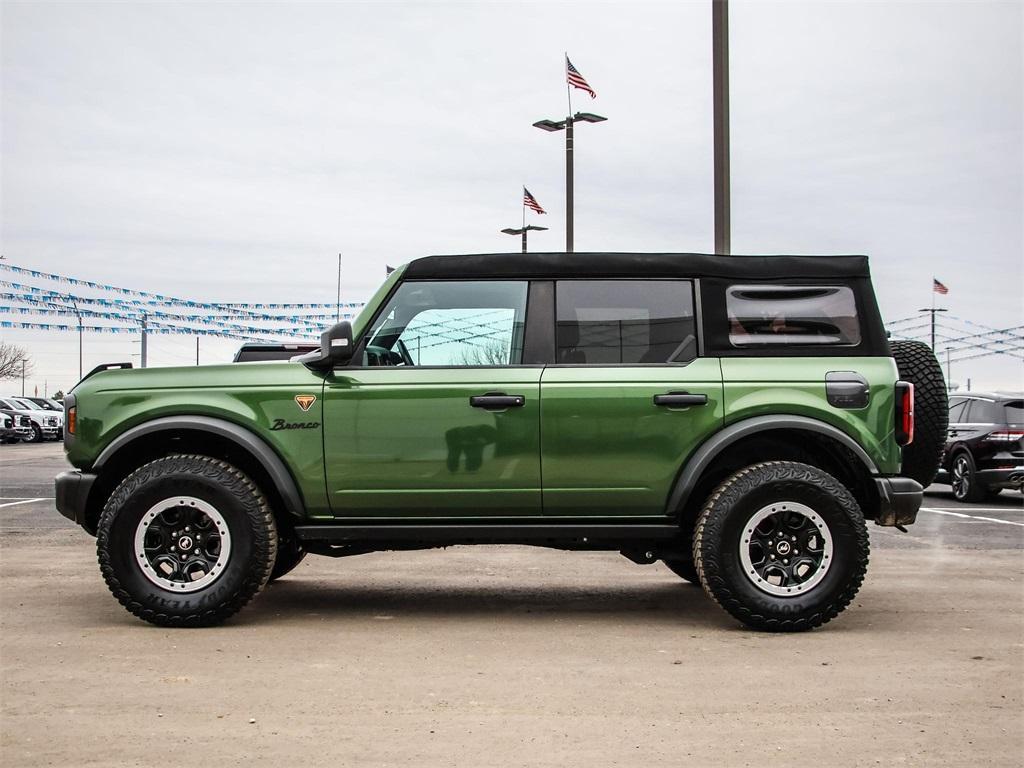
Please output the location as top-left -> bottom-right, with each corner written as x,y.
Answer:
294,524 -> 681,547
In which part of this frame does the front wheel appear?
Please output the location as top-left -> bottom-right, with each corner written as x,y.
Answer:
693,461 -> 869,632
27,423 -> 43,443
96,454 -> 277,627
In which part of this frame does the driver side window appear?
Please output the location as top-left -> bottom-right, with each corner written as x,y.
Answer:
361,280 -> 528,367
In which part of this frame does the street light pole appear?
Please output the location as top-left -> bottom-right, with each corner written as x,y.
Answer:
533,112 -> 606,254
500,225 -> 549,253
565,118 -> 574,252
712,0 -> 731,254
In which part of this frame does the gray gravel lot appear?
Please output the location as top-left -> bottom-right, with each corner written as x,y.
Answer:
2,442 -> 1022,767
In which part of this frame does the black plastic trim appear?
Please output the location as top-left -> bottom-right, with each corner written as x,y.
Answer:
523,280 -> 555,365
665,415 -> 880,516
92,416 -> 307,518
54,469 -> 97,529
874,476 -> 923,526
295,523 -> 682,546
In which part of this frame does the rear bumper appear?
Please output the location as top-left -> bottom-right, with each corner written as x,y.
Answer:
874,476 -> 923,527
55,470 -> 97,532
976,466 -> 1024,488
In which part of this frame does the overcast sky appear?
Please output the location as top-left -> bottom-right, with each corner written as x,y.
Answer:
1,0 -> 1021,394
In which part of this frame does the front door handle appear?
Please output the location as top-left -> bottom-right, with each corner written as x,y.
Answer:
653,392 -> 708,407
470,392 -> 525,410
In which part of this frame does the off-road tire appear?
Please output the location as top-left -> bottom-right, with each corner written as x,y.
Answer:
693,461 -> 869,632
96,454 -> 277,627
891,340 -> 948,487
269,528 -> 307,582
663,556 -> 700,585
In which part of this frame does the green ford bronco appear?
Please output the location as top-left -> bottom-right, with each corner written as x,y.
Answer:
56,253 -> 948,631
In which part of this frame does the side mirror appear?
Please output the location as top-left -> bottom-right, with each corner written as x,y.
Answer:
295,321 -> 354,370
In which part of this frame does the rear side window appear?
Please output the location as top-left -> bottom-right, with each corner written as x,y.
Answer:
727,285 -> 860,347
1004,401 -> 1024,424
948,399 -> 968,424
555,280 -> 697,364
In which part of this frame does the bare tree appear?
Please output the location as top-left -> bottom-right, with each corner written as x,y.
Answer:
455,339 -> 510,367
0,342 -> 33,381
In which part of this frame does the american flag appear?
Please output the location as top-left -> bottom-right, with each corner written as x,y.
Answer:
933,278 -> 949,295
523,187 -> 546,214
566,56 -> 596,99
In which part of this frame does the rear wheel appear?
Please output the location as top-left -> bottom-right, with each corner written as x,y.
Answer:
694,461 -> 869,632
951,451 -> 988,503
890,340 -> 948,487
96,454 -> 277,627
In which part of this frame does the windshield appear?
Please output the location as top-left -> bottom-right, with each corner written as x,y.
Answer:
13,398 -> 43,410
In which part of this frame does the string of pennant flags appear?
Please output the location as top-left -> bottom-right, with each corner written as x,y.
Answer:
0,262 -> 364,342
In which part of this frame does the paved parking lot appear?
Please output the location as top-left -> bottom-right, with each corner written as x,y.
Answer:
2,442 -> 1022,767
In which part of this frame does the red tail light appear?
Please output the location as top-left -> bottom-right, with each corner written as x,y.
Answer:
987,430 -> 1024,442
895,382 -> 914,446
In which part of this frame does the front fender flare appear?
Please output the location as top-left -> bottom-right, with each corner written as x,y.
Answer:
93,415 -> 306,518
666,415 -> 880,516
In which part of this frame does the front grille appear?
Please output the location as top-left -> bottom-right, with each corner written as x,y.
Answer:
46,417 -> 58,426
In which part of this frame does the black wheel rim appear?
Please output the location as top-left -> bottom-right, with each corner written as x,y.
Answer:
739,502 -> 833,597
952,455 -> 971,500
133,496 -> 232,592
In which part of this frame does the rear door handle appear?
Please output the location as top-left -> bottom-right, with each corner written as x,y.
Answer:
470,392 -> 525,410
653,392 -> 708,407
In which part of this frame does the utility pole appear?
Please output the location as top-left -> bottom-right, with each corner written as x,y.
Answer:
71,299 -> 83,380
196,335 -> 200,366
336,253 -> 342,323
21,360 -> 25,396
712,0 -> 731,254
917,307 -> 948,353
140,312 -> 148,369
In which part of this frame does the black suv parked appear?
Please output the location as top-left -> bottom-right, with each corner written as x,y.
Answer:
937,392 -> 1024,501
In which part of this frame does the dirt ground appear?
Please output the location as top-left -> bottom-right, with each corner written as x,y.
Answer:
2,443 -> 1023,767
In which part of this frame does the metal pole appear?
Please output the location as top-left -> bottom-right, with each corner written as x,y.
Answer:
566,117 -> 574,253
946,348 -> 950,389
522,229 -> 527,253
931,310 -> 936,352
336,253 -> 342,323
196,336 -> 200,366
21,360 -> 25,396
140,313 -> 148,369
71,299 -> 83,380
712,0 -> 731,254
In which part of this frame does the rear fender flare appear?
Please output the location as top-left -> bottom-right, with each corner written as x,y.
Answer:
666,415 -> 879,515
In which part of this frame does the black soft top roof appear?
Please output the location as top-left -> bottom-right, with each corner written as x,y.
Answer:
403,252 -> 871,281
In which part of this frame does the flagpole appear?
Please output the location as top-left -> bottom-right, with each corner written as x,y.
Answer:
565,54 -> 574,254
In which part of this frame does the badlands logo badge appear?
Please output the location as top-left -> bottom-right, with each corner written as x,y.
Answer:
294,394 -> 316,412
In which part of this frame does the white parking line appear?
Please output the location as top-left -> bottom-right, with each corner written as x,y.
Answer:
920,507 -> 1024,527
0,498 -> 48,509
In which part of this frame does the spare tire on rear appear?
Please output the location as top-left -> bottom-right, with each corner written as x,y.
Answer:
890,340 -> 948,487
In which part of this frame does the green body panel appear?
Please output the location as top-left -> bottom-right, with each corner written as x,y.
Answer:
67,364 -> 333,516
540,359 -> 725,516
65,263 -> 903,524
323,367 -> 542,517
720,357 -> 901,474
